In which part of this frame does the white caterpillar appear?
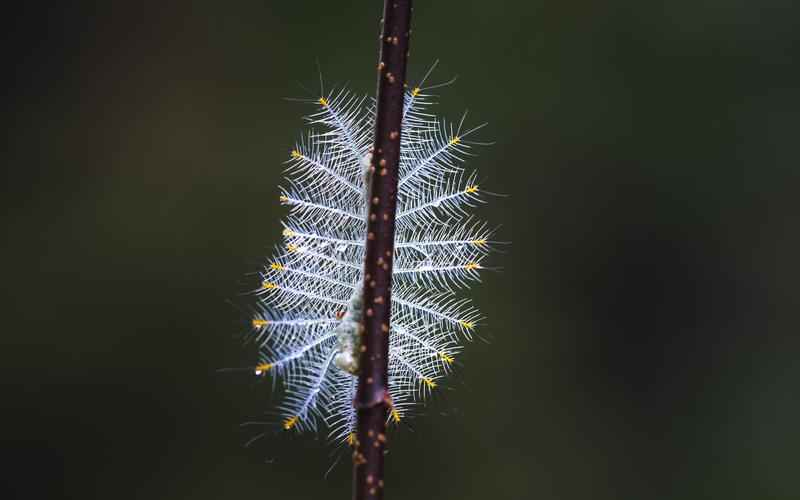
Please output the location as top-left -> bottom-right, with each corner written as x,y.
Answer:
250,70 -> 494,444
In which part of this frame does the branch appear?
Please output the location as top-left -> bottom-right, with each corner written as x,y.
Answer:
352,2 -> 413,500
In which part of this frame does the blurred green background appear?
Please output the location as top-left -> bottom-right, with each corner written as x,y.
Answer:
2,1 -> 799,499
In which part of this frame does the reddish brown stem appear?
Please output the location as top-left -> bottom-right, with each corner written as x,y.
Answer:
352,1 -> 413,499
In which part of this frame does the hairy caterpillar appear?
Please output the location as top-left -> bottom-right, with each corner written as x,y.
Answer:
249,66 -> 495,445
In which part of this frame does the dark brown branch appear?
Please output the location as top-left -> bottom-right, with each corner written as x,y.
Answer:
352,1 -> 413,499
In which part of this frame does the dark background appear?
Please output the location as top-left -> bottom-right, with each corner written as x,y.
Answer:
2,2 -> 799,499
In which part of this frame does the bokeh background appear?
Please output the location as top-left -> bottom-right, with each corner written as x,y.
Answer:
2,2 -> 799,499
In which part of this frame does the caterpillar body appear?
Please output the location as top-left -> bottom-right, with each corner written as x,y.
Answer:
250,70 -> 495,445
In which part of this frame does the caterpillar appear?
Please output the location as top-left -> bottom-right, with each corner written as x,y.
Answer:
249,66 -> 496,445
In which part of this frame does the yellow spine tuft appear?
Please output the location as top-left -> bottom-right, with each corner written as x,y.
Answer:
411,87 -> 421,97
465,262 -> 480,270
262,281 -> 278,290
252,318 -> 269,328
471,238 -> 487,247
347,432 -> 356,447
390,407 -> 401,423
282,228 -> 296,237
458,320 -> 475,330
465,185 -> 479,194
422,377 -> 437,389
283,415 -> 299,430
279,195 -> 289,203
318,97 -> 329,107
439,352 -> 455,364
449,136 -> 461,145
290,149 -> 301,158
286,243 -> 298,252
254,363 -> 273,375
270,262 -> 284,271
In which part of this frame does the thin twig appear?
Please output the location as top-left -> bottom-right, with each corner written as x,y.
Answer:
352,1 -> 413,499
